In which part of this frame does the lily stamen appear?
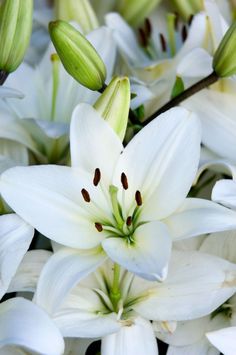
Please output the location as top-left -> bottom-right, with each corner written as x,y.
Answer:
93,168 -> 101,186
81,188 -> 91,202
135,190 -> 143,206
126,216 -> 132,226
121,172 -> 129,190
95,222 -> 103,232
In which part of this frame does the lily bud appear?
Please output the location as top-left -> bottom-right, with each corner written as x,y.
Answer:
49,20 -> 106,91
213,22 -> 236,77
0,0 -> 33,74
171,0 -> 203,21
117,0 -> 161,27
54,0 -> 99,34
94,76 -> 130,140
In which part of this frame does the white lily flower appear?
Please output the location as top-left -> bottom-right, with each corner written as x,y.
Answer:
0,214 -> 34,299
105,10 -> 212,115
2,104 -> 236,280
32,250 -> 236,355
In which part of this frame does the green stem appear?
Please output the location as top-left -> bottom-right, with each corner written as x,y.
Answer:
143,71 -> 219,126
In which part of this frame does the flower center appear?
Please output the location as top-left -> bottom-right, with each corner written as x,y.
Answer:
80,168 -> 143,242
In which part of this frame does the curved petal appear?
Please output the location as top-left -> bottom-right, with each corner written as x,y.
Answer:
206,327 -> 236,355
212,179 -> 236,209
101,317 -> 158,355
177,48 -> 212,79
167,340 -> 219,355
113,107 -> 201,220
0,86 -> 24,99
0,214 -> 34,299
164,198 -> 236,240
134,251 -> 236,321
8,250 -> 52,293
70,103 -> 123,185
0,165 -> 110,249
102,221 -> 172,281
35,247 -> 106,313
0,297 -> 64,355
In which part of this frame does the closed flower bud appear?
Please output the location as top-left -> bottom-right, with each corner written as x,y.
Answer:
171,0 -> 203,21
213,22 -> 236,77
49,20 -> 106,91
0,0 -> 33,75
55,0 -> 99,34
117,0 -> 161,27
94,76 -> 130,140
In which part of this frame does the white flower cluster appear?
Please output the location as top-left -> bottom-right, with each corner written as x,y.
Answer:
0,0 -> 236,354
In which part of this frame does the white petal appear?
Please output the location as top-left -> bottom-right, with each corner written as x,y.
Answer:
0,165 -> 109,249
35,247 -> 106,313
164,198 -> 236,240
70,103 -> 123,185
101,317 -> 158,355
206,327 -> 236,355
0,214 -> 34,299
64,338 -> 94,355
0,139 -> 28,174
0,297 -> 64,354
212,179 -> 236,209
134,251 -> 236,321
102,221 -> 172,281
177,48 -> 213,79
183,89 -> 236,163
8,250 -> 52,293
113,107 -> 201,220
0,86 -> 24,99
167,340 -> 219,355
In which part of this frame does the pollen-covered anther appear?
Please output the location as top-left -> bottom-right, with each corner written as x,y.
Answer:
121,172 -> 129,190
81,188 -> 91,202
93,168 -> 101,186
95,222 -> 103,232
126,216 -> 132,226
135,190 -> 142,206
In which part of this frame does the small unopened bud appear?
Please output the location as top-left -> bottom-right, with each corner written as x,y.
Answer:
54,0 -> 99,34
49,20 -> 106,91
213,22 -> 236,77
0,0 -> 33,76
94,76 -> 130,140
171,0 -> 203,21
117,0 -> 161,27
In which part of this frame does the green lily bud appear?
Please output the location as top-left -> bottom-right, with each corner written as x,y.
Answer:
0,0 -> 33,75
55,0 -> 99,34
213,22 -> 236,77
49,20 -> 106,91
94,76 -> 130,140
117,0 -> 161,27
171,0 -> 203,21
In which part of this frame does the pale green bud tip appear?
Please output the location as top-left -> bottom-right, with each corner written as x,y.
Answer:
171,0 -> 203,21
94,76 -> 130,141
118,0 -> 161,27
213,22 -> 236,77
49,20 -> 106,91
0,0 -> 33,74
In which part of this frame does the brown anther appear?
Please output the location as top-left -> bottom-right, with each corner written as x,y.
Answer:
181,25 -> 187,42
188,14 -> 194,26
121,172 -> 129,190
159,33 -> 167,52
95,222 -> 103,232
81,188 -> 90,202
145,18 -> 152,37
135,190 -> 142,206
126,216 -> 132,226
138,28 -> 148,47
93,168 -> 101,186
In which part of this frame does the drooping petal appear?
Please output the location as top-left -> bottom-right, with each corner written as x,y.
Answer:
8,250 -> 52,293
101,317 -> 158,355
133,251 -> 236,321
212,179 -> 236,209
0,214 -> 34,299
113,107 -> 201,220
70,103 -> 123,185
0,165 -> 110,249
0,297 -> 64,355
206,327 -> 236,355
35,247 -> 106,313
164,198 -> 236,240
102,221 -> 172,281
